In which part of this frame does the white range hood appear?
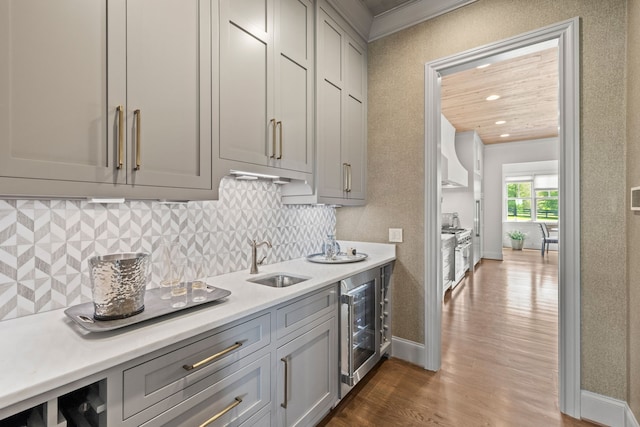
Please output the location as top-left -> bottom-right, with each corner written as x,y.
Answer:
441,114 -> 468,188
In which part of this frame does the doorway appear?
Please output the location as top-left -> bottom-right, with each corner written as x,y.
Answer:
423,18 -> 580,417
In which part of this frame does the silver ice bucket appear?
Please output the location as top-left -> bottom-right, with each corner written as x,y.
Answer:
89,252 -> 150,320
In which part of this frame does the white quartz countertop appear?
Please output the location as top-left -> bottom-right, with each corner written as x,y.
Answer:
0,241 -> 395,413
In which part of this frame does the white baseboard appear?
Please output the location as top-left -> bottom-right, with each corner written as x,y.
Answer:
581,390 -> 640,427
391,336 -> 424,366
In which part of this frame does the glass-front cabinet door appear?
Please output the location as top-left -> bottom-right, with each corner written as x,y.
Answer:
351,281 -> 376,371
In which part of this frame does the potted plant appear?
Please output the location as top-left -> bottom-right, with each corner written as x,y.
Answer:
506,230 -> 526,250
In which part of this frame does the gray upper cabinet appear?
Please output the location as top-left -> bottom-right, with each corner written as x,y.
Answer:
0,0 -> 214,200
124,0 -> 212,191
217,0 -> 314,181
282,1 -> 367,206
0,1 -> 120,186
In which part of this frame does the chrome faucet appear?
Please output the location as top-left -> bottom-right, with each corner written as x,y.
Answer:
249,239 -> 272,274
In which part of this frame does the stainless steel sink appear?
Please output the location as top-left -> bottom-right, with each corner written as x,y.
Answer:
248,273 -> 309,288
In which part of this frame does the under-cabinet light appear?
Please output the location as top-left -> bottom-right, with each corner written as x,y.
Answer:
157,200 -> 189,205
87,197 -> 125,204
230,170 -> 280,180
500,133 -> 510,138
495,120 -> 506,125
486,94 -> 500,101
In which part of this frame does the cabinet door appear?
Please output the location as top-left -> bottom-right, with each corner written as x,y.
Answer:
0,0 -> 124,185
343,37 -> 366,200
316,7 -> 367,203
219,0 -> 274,167
126,0 -> 212,190
317,10 -> 345,199
277,317 -> 337,427
272,0 -> 313,173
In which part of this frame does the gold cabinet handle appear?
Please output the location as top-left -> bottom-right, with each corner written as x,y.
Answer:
134,109 -> 141,170
343,163 -> 351,192
277,121 -> 283,159
281,357 -> 288,408
198,397 -> 242,427
182,342 -> 243,371
116,105 -> 124,169
270,118 -> 277,159
343,163 -> 348,192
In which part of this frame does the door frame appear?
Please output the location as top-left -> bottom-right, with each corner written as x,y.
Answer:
423,18 -> 581,417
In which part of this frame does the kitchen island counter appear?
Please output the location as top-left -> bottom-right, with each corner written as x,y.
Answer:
0,241 -> 395,417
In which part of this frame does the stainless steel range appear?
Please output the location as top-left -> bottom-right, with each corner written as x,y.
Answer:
442,227 -> 472,288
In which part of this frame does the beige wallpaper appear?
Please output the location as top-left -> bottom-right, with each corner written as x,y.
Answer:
337,0 -> 629,400
627,0 -> 640,419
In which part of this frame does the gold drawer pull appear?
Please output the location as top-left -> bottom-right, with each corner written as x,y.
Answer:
199,397 -> 242,427
116,105 -> 124,169
183,342 -> 243,371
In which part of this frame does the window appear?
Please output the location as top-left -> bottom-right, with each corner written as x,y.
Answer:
505,174 -> 558,222
506,180 -> 532,221
535,189 -> 559,221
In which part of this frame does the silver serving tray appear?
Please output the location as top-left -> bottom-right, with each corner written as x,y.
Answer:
64,284 -> 231,332
306,252 -> 368,264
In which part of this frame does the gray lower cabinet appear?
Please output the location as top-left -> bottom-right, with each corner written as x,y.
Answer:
275,285 -> 339,426
140,354 -> 271,427
120,314 -> 271,426
276,317 -> 337,427
1,285 -> 340,427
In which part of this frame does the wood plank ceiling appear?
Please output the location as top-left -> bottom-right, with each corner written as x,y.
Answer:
359,1 -> 559,145
441,47 -> 559,144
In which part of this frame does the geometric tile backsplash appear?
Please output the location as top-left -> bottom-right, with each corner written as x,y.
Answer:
0,177 -> 336,321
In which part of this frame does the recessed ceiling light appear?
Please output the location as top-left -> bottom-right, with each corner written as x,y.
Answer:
500,133 -> 510,138
476,63 -> 490,69
486,94 -> 500,101
495,120 -> 506,125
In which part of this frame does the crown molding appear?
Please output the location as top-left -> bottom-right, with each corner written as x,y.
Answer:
369,0 -> 478,41
326,0 -> 478,43
325,0 -> 373,42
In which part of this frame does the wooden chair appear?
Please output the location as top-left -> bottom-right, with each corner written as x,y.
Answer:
539,222 -> 558,256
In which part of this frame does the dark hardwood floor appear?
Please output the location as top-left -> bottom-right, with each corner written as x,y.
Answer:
319,249 -> 595,426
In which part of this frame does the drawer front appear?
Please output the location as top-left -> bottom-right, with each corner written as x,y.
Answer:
123,313 -> 271,419
276,285 -> 338,340
239,407 -> 271,427
141,353 -> 271,427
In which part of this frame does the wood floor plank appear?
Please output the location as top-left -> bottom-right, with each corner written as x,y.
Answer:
319,250 -> 595,426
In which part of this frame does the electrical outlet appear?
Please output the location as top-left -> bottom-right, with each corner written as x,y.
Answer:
389,228 -> 403,243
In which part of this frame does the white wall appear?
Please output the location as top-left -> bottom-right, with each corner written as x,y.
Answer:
503,221 -> 558,251
483,138 -> 559,259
